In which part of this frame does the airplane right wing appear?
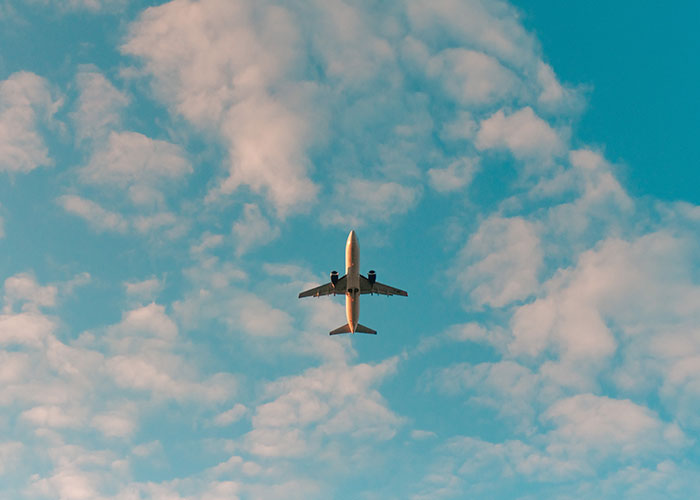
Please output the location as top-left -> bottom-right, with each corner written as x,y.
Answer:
360,275 -> 408,296
298,275 -> 347,298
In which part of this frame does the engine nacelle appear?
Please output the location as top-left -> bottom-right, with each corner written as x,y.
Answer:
330,270 -> 339,286
368,270 -> 376,285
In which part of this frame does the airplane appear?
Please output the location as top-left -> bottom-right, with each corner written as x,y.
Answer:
298,230 -> 407,335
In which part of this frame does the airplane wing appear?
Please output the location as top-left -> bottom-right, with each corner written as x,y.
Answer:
360,275 -> 408,296
298,275 -> 347,298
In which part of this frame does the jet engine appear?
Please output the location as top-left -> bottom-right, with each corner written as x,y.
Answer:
330,270 -> 339,286
368,270 -> 376,284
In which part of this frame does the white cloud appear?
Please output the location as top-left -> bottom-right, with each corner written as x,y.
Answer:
0,312 -> 54,348
232,203 -> 280,256
91,408 -> 137,438
428,158 -> 478,193
99,303 -> 238,403
173,276 -> 292,339
427,48 -> 518,106
58,195 -> 128,233
476,107 -> 564,161
405,0 -> 537,68
411,430 -> 437,440
191,232 -> 225,255
109,303 -> 178,342
25,446 -> 117,500
323,178 -> 421,227
132,441 -> 162,457
514,233 -> 670,357
416,394 -> 688,496
124,277 -> 162,302
305,0 -> 397,88
454,216 -> 542,308
133,212 -> 179,233
415,435 -> 580,495
80,131 -> 191,198
230,294 -> 292,338
215,89 -> 320,216
105,354 -> 235,403
439,111 -> 478,143
71,70 -> 128,142
538,149 -> 633,242
431,360 -> 543,433
0,72 -> 59,173
503,226 -> 700,416
66,74 -> 191,236
0,442 -> 23,476
27,0 -> 126,12
62,272 -> 91,296
246,357 -> 402,458
445,322 -> 508,350
123,0 -> 320,216
0,351 -> 31,384
412,321 -> 509,356
213,404 -> 248,426
543,394 -> 687,457
3,273 -> 57,313
536,61 -> 583,112
20,405 -> 84,429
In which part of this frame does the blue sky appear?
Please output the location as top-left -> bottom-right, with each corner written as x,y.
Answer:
1,1 -> 699,499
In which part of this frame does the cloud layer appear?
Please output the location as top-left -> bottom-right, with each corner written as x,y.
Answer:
1,1 -> 698,499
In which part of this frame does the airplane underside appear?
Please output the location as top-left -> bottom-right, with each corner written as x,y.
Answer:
298,230 -> 407,336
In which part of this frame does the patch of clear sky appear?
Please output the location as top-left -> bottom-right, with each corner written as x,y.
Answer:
510,0 -> 700,204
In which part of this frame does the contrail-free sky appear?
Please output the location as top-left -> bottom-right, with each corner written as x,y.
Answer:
1,1 -> 699,498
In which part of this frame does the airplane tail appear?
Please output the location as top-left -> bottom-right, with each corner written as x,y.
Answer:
329,323 -> 377,335
356,323 -> 377,334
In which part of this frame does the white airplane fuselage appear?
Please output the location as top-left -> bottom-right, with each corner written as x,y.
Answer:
298,229 -> 407,335
345,230 -> 361,332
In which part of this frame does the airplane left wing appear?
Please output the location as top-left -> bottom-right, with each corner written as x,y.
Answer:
299,275 -> 347,298
360,275 -> 408,296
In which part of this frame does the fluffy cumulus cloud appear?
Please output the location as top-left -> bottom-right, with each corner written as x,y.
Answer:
454,216 -> 542,308
322,178 -> 422,227
426,48 -> 518,106
58,194 -> 129,233
476,106 -> 565,162
71,69 -> 128,143
246,357 -> 403,458
120,0 -> 575,224
26,0 -> 126,11
232,203 -> 280,256
0,274 -> 244,497
422,166 -> 700,496
3,273 -> 57,313
122,0 -> 321,216
60,70 -> 192,236
427,157 -> 479,193
0,72 -> 59,173
80,131 -> 191,200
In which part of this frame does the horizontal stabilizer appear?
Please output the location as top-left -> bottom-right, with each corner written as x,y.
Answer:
355,323 -> 377,335
329,323 -> 377,335
329,323 -> 352,335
